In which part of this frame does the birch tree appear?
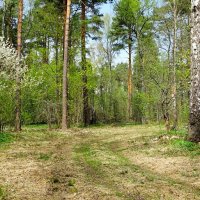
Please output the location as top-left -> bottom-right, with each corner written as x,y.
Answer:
189,0 -> 200,142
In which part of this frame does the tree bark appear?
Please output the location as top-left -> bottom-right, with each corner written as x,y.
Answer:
15,0 -> 23,132
1,0 -> 5,37
81,0 -> 90,126
128,30 -> 132,120
62,0 -> 71,130
189,0 -> 200,142
55,36 -> 61,127
171,0 -> 178,130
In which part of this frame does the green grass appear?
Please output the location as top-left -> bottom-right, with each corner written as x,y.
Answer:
0,133 -> 14,146
0,133 -> 16,149
171,139 -> 198,151
0,186 -> 6,200
159,129 -> 187,137
74,144 -> 102,170
68,179 -> 76,187
169,139 -> 200,156
38,153 -> 52,161
23,124 -> 50,129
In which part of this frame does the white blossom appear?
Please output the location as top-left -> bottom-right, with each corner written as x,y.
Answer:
0,37 -> 27,80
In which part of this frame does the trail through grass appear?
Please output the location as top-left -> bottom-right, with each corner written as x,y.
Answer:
0,125 -> 199,199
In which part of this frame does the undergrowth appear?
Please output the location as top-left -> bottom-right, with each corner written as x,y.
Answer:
0,133 -> 14,145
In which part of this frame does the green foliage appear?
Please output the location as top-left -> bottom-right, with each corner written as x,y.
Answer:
171,140 -> 200,152
0,0 -> 192,130
0,133 -> 14,144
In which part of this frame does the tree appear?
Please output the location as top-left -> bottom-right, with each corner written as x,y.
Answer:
111,0 -> 139,120
81,0 -> 90,126
15,0 -> 23,132
0,38 -> 26,132
80,0 -> 108,126
62,0 -> 71,130
189,0 -> 200,142
111,0 -> 153,121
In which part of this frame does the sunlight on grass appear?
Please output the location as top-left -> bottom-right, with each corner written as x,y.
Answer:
74,144 -> 102,171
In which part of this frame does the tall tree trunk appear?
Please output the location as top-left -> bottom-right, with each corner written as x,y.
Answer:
81,0 -> 90,126
55,36 -> 61,127
6,3 -> 13,45
137,34 -> 145,123
15,0 -> 23,132
2,0 -> 5,37
171,0 -> 178,130
128,30 -> 132,120
189,0 -> 200,142
62,0 -> 71,130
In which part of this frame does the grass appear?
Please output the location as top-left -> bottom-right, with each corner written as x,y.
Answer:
0,186 -> 6,200
74,144 -> 102,171
68,179 -> 76,187
170,139 -> 200,157
171,139 -> 199,151
73,136 -> 200,199
162,129 -> 200,157
128,128 -> 200,157
0,125 -> 199,199
38,152 -> 52,161
0,133 -> 14,144
0,133 -> 15,150
159,129 -> 187,137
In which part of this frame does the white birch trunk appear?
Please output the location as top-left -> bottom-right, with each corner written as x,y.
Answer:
189,0 -> 200,142
171,0 -> 178,130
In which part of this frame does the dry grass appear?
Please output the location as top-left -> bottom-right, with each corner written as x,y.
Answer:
0,125 -> 199,199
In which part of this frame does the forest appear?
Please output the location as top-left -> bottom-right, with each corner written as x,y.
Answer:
0,0 -> 200,199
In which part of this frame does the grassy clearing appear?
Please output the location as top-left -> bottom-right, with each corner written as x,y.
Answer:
73,131 -> 200,199
0,125 -> 199,199
128,128 -> 200,158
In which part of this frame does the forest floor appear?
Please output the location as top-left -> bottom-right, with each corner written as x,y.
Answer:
0,125 -> 199,200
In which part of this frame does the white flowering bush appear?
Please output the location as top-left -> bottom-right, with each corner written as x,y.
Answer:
0,37 -> 27,131
0,37 -> 27,79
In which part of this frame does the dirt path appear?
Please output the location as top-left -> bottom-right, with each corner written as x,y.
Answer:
0,126 -> 199,199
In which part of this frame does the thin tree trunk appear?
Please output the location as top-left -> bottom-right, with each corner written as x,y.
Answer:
128,30 -> 132,120
15,0 -> 23,132
189,0 -> 200,142
81,0 -> 90,126
6,4 -> 13,43
137,35 -> 145,123
171,0 -> 178,130
2,0 -> 5,37
55,36 -> 61,127
62,0 -> 71,130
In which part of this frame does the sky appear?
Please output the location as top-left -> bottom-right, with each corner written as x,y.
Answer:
99,2 -> 129,64
98,0 -> 164,65
100,2 -> 114,16
0,0 -> 164,65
